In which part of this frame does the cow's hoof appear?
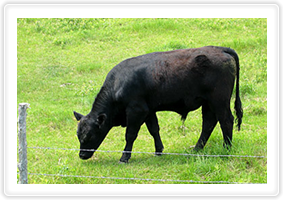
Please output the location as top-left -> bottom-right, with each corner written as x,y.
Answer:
193,145 -> 204,152
119,154 -> 131,163
155,147 -> 164,156
119,160 -> 128,164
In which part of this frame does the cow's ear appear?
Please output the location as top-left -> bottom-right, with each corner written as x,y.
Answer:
96,114 -> 107,128
74,111 -> 84,121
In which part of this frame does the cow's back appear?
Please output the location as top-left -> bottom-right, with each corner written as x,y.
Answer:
108,46 -> 237,110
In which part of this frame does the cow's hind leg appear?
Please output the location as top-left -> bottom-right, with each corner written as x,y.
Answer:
145,113 -> 164,156
194,103 -> 218,151
213,100 -> 234,149
218,108 -> 234,149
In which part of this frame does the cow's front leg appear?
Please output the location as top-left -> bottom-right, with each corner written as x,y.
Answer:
119,101 -> 149,163
120,125 -> 141,163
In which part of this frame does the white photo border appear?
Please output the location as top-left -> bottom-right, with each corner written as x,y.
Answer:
4,4 -> 279,196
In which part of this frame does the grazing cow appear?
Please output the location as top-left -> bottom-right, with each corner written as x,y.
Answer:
74,46 -> 243,163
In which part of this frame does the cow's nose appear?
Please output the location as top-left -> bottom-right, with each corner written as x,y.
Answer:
79,151 -> 94,160
79,151 -> 89,160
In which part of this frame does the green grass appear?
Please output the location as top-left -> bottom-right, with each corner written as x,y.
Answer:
17,18 -> 267,184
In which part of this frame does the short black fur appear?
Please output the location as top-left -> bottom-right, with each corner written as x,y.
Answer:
74,46 -> 243,163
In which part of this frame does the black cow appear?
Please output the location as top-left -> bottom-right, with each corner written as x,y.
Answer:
74,46 -> 243,163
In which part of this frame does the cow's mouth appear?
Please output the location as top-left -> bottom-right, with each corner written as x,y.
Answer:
79,150 -> 95,160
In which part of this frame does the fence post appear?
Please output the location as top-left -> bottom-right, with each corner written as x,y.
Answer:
18,103 -> 30,184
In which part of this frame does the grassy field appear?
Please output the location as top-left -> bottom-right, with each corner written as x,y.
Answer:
17,18 -> 267,184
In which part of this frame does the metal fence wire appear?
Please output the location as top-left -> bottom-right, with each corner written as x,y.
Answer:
28,146 -> 266,158
26,172 -> 264,184
25,146 -> 266,184
18,103 -> 266,184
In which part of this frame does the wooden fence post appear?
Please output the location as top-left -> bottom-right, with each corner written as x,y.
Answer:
18,103 -> 30,184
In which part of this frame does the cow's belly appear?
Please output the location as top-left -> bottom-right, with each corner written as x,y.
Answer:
154,96 -> 204,117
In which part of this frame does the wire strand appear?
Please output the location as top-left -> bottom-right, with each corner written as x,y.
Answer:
27,172 -> 263,184
27,146 -> 266,158
22,147 -> 266,184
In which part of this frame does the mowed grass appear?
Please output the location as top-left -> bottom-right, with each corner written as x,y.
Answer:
17,18 -> 267,184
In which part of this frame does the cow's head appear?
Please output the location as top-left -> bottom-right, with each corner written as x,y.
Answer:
73,111 -> 108,160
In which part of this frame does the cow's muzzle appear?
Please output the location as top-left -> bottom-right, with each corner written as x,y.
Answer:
79,150 -> 95,160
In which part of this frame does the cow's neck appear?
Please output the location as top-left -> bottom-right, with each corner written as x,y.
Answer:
90,85 -> 113,119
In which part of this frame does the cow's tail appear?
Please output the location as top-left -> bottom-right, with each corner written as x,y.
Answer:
224,48 -> 243,131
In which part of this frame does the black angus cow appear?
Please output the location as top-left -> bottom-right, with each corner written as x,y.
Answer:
74,46 -> 243,163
